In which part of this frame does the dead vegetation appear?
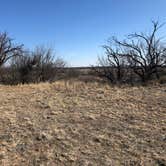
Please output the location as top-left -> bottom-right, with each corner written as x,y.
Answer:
0,81 -> 165,165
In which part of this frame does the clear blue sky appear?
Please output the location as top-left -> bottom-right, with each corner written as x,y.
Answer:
0,0 -> 165,66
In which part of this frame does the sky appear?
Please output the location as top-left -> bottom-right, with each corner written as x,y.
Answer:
0,0 -> 166,66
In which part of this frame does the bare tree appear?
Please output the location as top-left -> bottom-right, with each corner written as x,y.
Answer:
10,46 -> 66,84
96,21 -> 166,84
113,21 -> 166,82
95,40 -> 128,83
0,32 -> 23,67
32,46 -> 66,82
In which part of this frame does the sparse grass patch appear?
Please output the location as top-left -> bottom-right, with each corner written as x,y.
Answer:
0,81 -> 165,165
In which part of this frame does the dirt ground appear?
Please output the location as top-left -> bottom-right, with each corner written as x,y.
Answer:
0,81 -> 165,166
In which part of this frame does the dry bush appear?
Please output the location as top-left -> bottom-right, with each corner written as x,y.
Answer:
9,46 -> 66,84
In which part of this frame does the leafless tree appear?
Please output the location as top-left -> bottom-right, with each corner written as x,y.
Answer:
95,40 -> 128,83
32,46 -> 66,82
10,46 -> 66,84
0,32 -> 23,67
96,21 -> 166,84
113,21 -> 166,82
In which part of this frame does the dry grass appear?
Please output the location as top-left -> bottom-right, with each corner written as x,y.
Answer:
0,80 -> 165,166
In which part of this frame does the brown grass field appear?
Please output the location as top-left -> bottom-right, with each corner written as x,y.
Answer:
0,80 -> 165,165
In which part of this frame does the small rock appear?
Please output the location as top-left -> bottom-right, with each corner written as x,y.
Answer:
35,132 -> 52,141
93,137 -> 101,143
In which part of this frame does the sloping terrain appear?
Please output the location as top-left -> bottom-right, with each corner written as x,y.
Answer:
0,81 -> 165,165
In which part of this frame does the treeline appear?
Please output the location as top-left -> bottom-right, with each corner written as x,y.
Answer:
0,21 -> 166,85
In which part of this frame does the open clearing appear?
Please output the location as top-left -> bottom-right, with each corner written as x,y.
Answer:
0,81 -> 165,165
